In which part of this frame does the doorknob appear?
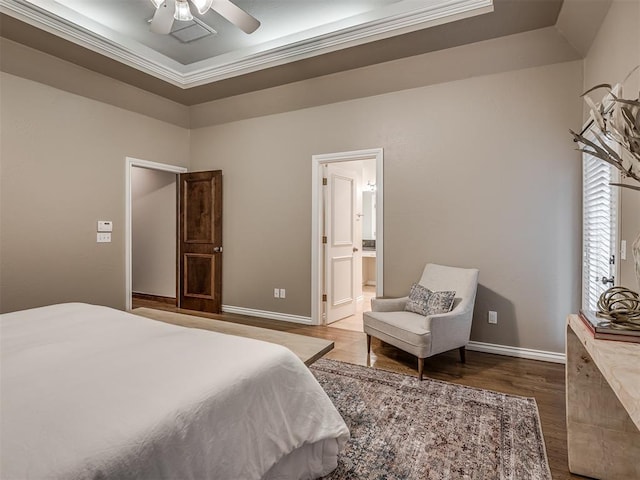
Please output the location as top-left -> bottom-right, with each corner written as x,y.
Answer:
353,247 -> 359,252
601,276 -> 614,285
214,246 -> 223,253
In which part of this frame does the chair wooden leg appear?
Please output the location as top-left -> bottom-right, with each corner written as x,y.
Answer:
418,357 -> 424,381
459,346 -> 466,364
366,334 -> 371,354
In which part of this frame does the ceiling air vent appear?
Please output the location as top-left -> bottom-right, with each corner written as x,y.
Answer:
170,17 -> 217,43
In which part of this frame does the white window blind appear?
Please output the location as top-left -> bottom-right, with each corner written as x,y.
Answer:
582,148 -> 618,311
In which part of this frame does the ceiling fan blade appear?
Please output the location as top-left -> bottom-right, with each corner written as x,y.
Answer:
191,0 -> 213,15
150,0 -> 176,34
210,0 -> 260,34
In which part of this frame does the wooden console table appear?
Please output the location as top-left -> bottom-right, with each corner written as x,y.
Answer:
566,314 -> 640,479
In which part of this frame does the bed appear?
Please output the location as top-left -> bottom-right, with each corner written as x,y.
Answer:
0,303 -> 349,479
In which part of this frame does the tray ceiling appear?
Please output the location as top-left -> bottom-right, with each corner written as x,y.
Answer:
0,0 -> 567,105
2,0 -> 494,87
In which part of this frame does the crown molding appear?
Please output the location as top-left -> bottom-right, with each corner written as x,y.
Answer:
1,0 -> 493,89
0,0 -> 186,85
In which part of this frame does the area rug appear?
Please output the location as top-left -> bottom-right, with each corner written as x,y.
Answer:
311,359 -> 551,480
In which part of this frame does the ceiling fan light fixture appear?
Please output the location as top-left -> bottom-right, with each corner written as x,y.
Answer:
174,0 -> 193,21
191,0 -> 213,15
149,0 -> 164,9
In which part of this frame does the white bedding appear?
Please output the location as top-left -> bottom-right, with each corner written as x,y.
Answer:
0,303 -> 349,479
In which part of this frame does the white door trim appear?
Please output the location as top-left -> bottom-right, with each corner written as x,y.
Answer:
125,157 -> 187,311
311,148 -> 383,325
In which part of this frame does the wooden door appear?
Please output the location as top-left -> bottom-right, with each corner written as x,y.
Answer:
178,171 -> 222,313
325,164 -> 359,323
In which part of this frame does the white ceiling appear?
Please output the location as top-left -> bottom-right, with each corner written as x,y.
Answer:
56,0 -> 403,64
1,0 -> 494,87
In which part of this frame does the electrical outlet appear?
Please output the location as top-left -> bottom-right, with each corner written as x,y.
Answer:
488,311 -> 498,324
279,288 -> 286,299
274,288 -> 280,298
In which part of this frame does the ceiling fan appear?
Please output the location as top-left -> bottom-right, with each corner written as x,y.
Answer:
149,0 -> 260,35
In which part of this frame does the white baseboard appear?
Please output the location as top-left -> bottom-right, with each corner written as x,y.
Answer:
221,305 -> 313,325
467,341 -> 565,364
220,308 -> 565,363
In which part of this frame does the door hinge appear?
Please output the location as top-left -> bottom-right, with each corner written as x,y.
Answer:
322,294 -> 327,302
322,178 -> 327,186
322,236 -> 327,244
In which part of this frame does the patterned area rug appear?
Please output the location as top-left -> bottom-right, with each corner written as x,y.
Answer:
311,359 -> 551,480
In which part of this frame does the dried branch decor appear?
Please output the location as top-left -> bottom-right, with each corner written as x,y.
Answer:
571,65 -> 640,191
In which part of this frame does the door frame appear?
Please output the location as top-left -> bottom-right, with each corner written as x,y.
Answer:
311,148 -> 383,326
125,157 -> 187,311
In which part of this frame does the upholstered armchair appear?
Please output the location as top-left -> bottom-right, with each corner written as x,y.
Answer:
363,263 -> 479,380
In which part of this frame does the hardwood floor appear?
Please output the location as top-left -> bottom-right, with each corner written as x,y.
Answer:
131,297 -> 585,480
328,285 -> 374,332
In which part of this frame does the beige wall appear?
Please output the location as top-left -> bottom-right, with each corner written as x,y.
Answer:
190,27 -> 580,128
583,0 -> 640,290
0,38 -> 190,128
190,61 -> 583,353
0,73 -> 189,313
131,167 -> 177,298
0,22 -> 590,354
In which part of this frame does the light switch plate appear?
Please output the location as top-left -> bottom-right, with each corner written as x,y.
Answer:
279,288 -> 286,299
97,221 -> 113,232
97,232 -> 111,243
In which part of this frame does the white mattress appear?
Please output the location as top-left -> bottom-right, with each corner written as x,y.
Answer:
0,303 -> 349,479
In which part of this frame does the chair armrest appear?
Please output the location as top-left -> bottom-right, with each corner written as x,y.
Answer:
424,307 -> 473,355
371,296 -> 409,312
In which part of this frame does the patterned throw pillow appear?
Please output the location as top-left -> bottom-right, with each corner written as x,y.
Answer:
405,284 -> 456,316
405,283 -> 431,315
425,290 -> 456,315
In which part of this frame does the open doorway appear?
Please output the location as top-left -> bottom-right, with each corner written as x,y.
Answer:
311,148 -> 383,327
131,166 -> 177,306
125,157 -> 187,311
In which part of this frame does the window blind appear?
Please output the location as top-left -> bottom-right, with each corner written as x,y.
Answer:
582,151 -> 618,311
